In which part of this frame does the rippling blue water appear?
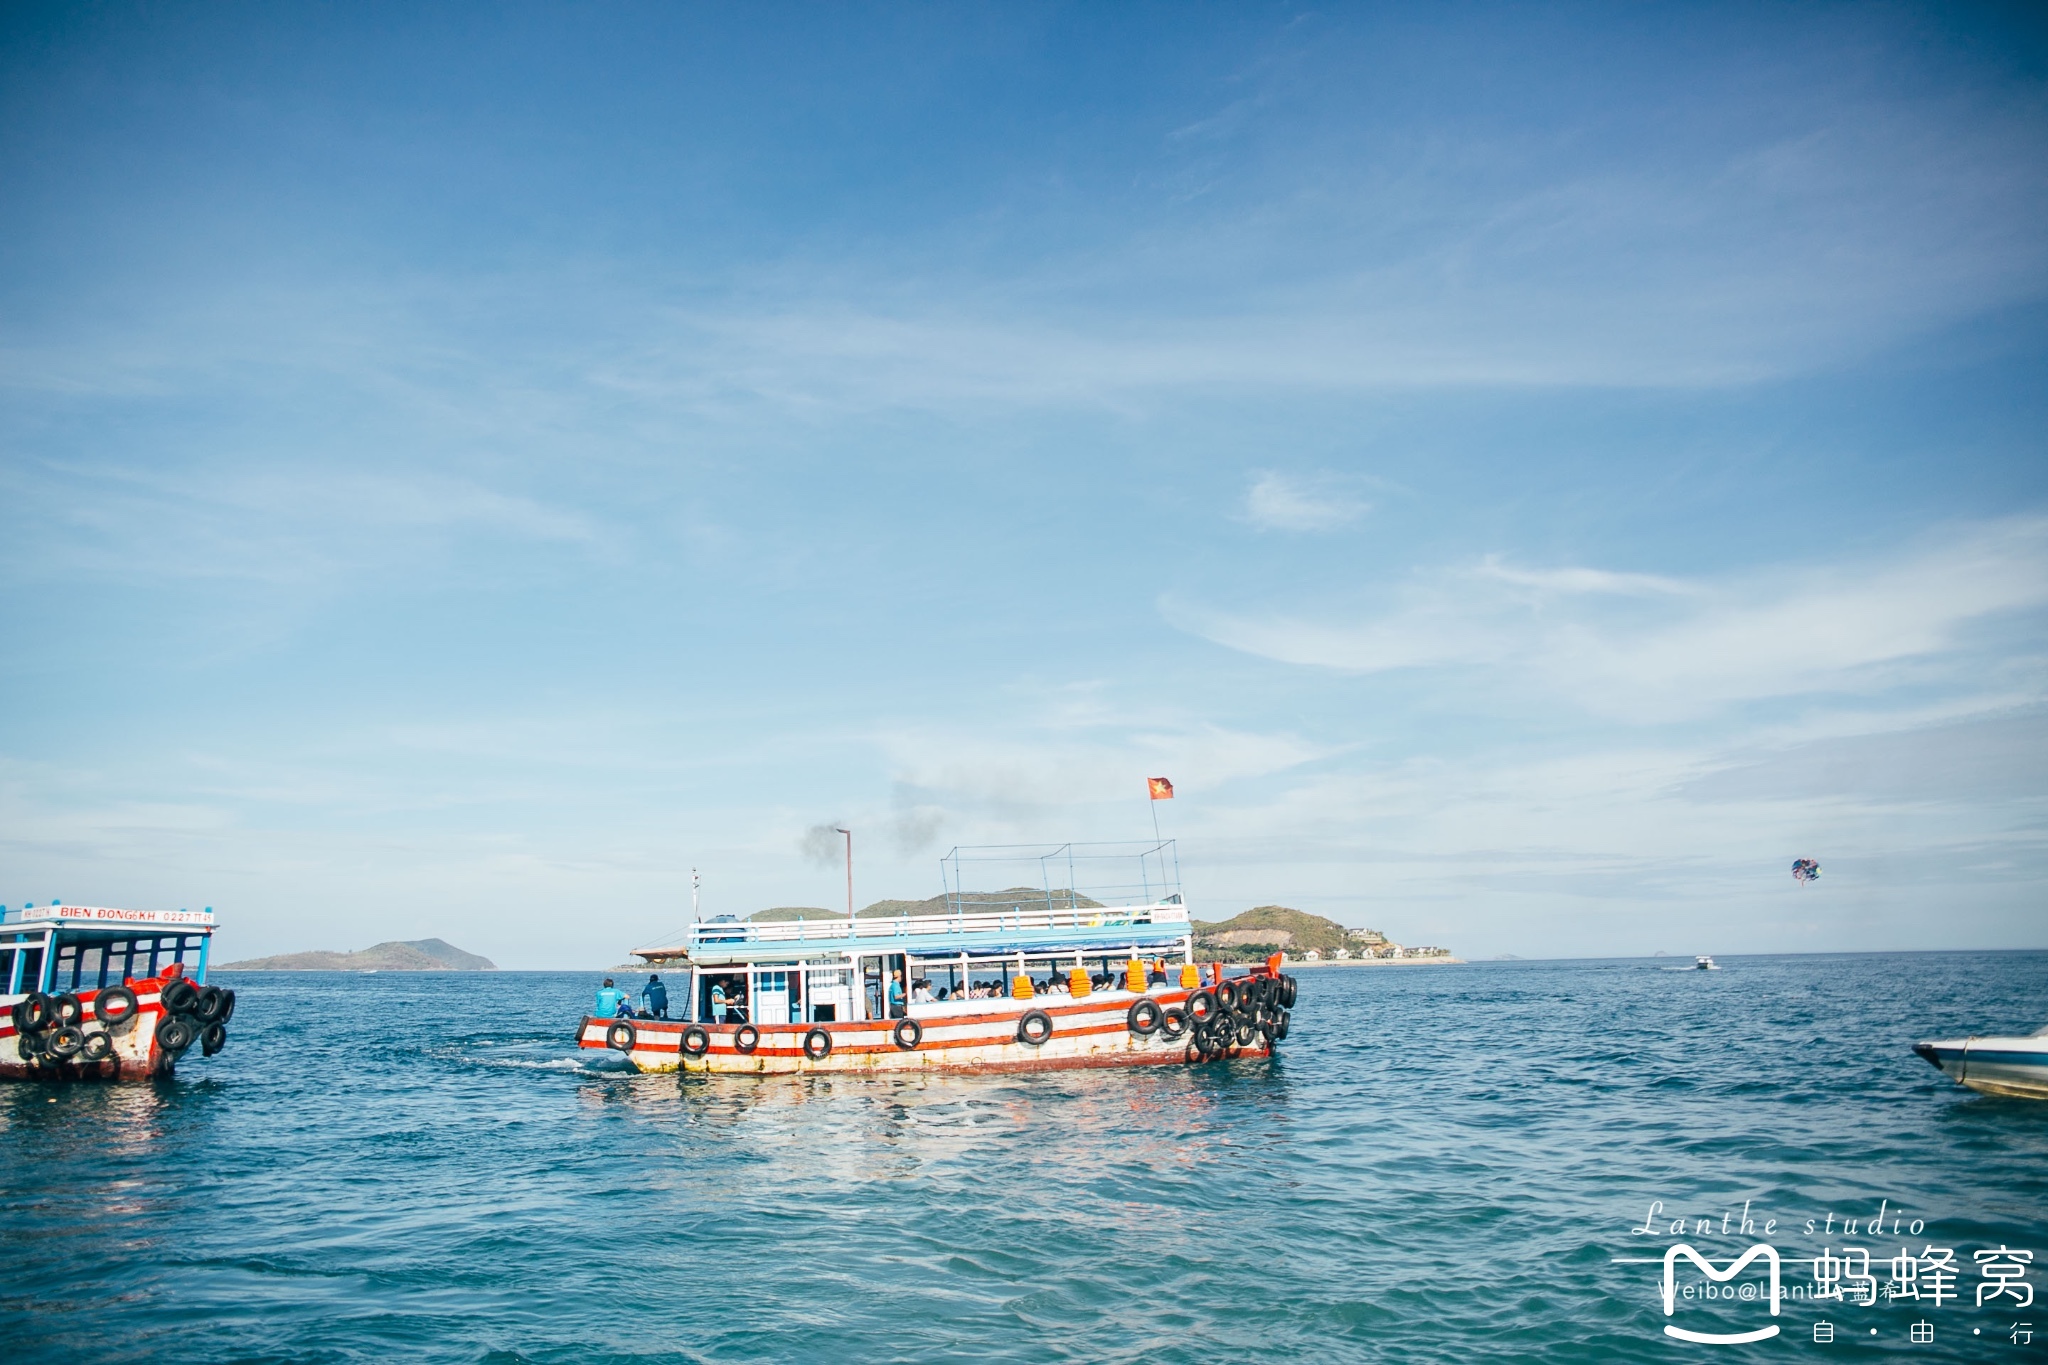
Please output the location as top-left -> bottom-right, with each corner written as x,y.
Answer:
3,952 -> 2044,1363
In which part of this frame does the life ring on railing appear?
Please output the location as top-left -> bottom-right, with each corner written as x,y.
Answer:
81,1029 -> 115,1062
680,1025 -> 711,1057
160,977 -> 199,1015
46,1025 -> 85,1059
1158,1005 -> 1189,1040
733,1024 -> 760,1054
892,1018 -> 922,1051
1016,1009 -> 1054,1047
606,1020 -> 637,1052
94,985 -> 140,1032
1184,988 -> 1219,1023
803,1027 -> 833,1060
1126,998 -> 1163,1037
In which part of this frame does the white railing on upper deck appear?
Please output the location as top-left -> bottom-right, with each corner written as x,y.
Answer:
638,900 -> 1191,958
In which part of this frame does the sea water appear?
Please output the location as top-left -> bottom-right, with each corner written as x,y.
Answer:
3,952 -> 2043,1363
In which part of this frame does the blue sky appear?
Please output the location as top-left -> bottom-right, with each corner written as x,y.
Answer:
3,3 -> 2045,967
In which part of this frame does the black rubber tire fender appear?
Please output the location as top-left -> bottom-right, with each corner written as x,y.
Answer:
803,1026 -> 833,1060
52,993 -> 85,1027
17,1023 -> 46,1057
1234,1016 -> 1259,1048
159,977 -> 199,1015
605,1020 -> 637,1052
892,1017 -> 923,1051
1184,988 -> 1219,1023
1273,1009 -> 1290,1041
1126,998 -> 1163,1037
217,989 -> 237,1024
1215,979 -> 1242,1013
680,1025 -> 711,1057
1015,1009 -> 1054,1047
733,1024 -> 760,1054
94,985 -> 140,1031
80,1029 -> 115,1062
191,986 -> 228,1024
1158,1005 -> 1189,1040
156,1016 -> 197,1053
12,994 -> 51,1033
1280,975 -> 1297,1009
200,1023 -> 227,1057
47,1025 -> 86,1059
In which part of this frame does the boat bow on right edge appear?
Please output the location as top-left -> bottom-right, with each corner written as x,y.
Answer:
1913,1027 -> 2048,1099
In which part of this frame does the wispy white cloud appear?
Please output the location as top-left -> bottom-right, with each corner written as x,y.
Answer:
1243,470 -> 1371,532
1167,517 -> 2048,720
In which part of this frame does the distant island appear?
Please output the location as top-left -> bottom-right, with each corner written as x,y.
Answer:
217,938 -> 496,971
1192,905 -> 1459,965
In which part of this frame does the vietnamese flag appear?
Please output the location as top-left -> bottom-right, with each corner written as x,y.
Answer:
1147,777 -> 1174,800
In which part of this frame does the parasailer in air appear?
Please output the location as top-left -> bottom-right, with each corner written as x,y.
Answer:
1791,858 -> 1821,883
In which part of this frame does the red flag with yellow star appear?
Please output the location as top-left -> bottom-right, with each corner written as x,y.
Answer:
1147,777 -> 1174,800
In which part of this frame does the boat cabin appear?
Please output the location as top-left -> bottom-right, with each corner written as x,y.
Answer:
0,903 -> 216,996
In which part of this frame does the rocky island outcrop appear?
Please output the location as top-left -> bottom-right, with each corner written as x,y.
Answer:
217,938 -> 496,970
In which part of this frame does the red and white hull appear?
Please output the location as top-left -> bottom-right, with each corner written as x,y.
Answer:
577,986 -> 1280,1075
2,977 -> 224,1082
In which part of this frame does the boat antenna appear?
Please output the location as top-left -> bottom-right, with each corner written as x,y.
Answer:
692,867 -> 701,923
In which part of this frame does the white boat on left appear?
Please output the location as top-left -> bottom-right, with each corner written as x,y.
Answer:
2,901 -> 235,1081
1913,1029 -> 2048,1100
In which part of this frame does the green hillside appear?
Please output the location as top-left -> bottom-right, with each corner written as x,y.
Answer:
1191,905 -> 1353,961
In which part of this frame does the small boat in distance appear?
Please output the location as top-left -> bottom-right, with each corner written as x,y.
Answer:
1913,1029 -> 2048,1100
1695,955 -> 1719,970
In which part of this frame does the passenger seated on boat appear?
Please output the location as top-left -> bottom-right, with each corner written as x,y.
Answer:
593,978 -> 630,1019
643,975 -> 669,1020
912,979 -> 935,1004
1148,967 -> 1167,986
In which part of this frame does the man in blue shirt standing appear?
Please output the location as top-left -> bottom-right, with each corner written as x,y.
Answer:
593,977 -> 630,1018
642,974 -> 669,1020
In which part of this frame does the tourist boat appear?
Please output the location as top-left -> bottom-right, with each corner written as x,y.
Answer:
1912,1029 -> 2048,1100
575,842 -> 1296,1075
1695,955 -> 1719,970
1,901 -> 235,1081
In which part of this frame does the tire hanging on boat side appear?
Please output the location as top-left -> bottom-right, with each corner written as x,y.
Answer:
733,1024 -> 760,1054
1016,1009 -> 1054,1047
46,1025 -> 85,1059
160,977 -> 199,1016
605,1020 -> 637,1052
680,1025 -> 711,1057
1158,1006 -> 1189,1040
1126,998 -> 1163,1037
201,1023 -> 227,1056
155,1016 -> 197,1053
81,1029 -> 115,1062
94,985 -> 140,1032
803,1026 -> 833,1060
1215,980 -> 1242,1013
892,1018 -> 923,1050
1184,988 -> 1219,1023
